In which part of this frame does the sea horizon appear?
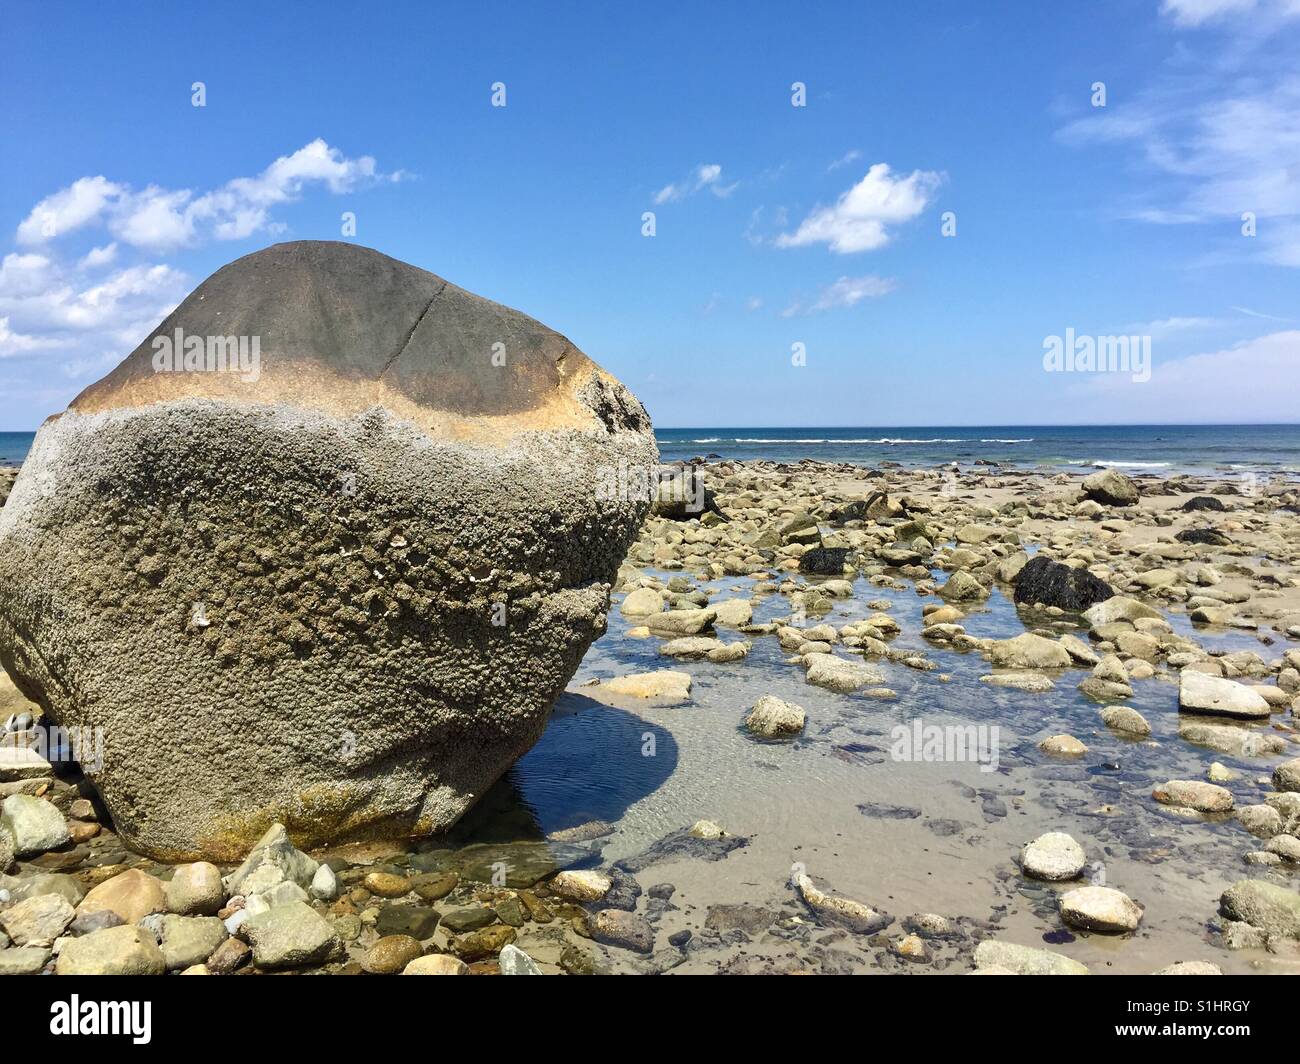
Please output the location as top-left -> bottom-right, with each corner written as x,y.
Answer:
8,422 -> 1300,476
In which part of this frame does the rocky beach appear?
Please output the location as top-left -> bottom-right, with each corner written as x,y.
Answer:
3,451 -> 1299,976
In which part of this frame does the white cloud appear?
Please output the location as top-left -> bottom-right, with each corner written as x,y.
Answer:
15,176 -> 125,245
828,150 -> 862,171
0,259 -> 187,350
15,139 -> 392,252
0,316 -> 68,358
79,243 -> 118,269
653,163 -> 736,205
775,164 -> 942,253
0,253 -> 57,297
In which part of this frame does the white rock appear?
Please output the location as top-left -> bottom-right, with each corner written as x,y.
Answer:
1179,670 -> 1271,720
1020,832 -> 1086,881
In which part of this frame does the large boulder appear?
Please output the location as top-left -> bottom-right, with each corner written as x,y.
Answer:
1012,555 -> 1114,611
1081,468 -> 1139,506
0,242 -> 656,860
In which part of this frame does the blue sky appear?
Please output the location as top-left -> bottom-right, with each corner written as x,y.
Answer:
2,0 -> 1297,430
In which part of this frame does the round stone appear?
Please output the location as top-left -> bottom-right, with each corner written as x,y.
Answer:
1059,886 -> 1143,932
1020,832 -> 1086,881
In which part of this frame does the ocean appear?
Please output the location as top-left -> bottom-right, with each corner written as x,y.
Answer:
5,424 -> 1300,476
655,424 -> 1300,477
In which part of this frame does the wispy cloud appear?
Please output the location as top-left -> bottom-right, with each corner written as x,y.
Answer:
782,273 -> 897,316
1057,9 -> 1300,266
653,163 -> 737,205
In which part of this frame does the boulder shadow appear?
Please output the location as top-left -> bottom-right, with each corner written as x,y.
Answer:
447,692 -> 678,844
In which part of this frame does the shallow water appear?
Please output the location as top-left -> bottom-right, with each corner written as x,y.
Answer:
466,565 -> 1297,973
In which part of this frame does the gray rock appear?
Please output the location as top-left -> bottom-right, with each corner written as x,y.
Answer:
0,892 -> 75,946
225,823 -> 319,895
1,872 -> 84,906
1275,758 -> 1300,793
938,570 -> 988,602
1219,879 -> 1300,938
242,900 -> 341,969
745,695 -> 806,738
165,861 -> 225,915
0,794 -> 69,855
1082,468 -> 1139,506
0,241 -> 655,861
157,914 -> 228,971
804,655 -> 885,693
1237,805 -> 1284,839
973,939 -> 1088,975
1100,705 -> 1151,737
69,909 -> 124,935
0,945 -> 50,975
1152,779 -> 1233,813
55,925 -> 166,975
988,633 -> 1072,669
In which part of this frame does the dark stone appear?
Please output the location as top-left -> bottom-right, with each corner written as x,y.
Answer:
1176,527 -> 1231,546
1181,496 -> 1227,512
653,463 -> 728,522
206,936 -> 252,974
374,904 -> 441,939
589,909 -> 654,954
705,903 -> 777,934
857,802 -> 921,820
69,909 -> 124,935
1012,555 -> 1114,611
603,868 -> 642,911
828,499 -> 869,523
798,547 -> 854,575
614,827 -> 748,874
439,906 -> 496,933
829,490 -> 898,524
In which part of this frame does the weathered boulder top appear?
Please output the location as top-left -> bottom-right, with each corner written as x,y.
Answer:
65,239 -> 641,443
